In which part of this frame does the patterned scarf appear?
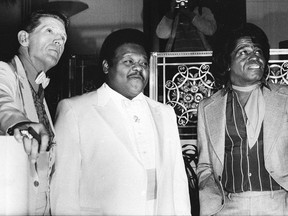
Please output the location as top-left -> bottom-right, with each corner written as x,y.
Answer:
232,83 -> 265,148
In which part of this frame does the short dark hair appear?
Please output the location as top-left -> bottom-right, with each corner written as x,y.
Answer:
98,28 -> 150,68
21,9 -> 69,33
212,23 -> 270,88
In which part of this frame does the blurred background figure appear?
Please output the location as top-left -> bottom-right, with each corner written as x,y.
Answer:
156,0 -> 217,52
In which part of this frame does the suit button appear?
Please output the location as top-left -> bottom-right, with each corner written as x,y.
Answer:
34,181 -> 39,187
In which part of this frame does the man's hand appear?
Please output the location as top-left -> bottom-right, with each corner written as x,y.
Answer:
13,123 -> 49,163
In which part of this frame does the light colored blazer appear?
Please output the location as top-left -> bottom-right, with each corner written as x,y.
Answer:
0,55 -> 54,215
51,84 -> 191,215
0,55 -> 53,134
197,83 -> 288,216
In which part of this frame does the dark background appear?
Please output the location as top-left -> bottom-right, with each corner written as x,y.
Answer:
0,0 -> 247,120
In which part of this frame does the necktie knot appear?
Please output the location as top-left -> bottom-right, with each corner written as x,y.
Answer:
35,71 -> 50,89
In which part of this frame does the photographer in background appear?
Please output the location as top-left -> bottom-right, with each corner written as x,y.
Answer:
156,0 -> 217,51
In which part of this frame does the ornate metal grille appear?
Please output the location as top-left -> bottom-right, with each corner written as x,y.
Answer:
149,49 -> 288,140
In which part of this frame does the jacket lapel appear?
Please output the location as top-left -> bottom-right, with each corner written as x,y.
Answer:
204,91 -> 227,166
146,99 -> 164,167
145,98 -> 165,212
263,86 -> 285,157
14,56 -> 39,122
94,85 -> 143,165
201,85 -> 284,171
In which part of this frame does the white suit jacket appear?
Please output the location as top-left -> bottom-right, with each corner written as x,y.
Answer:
197,83 -> 288,216
51,84 -> 191,215
0,56 -> 54,215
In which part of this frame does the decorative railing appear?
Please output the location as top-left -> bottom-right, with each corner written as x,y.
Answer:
149,49 -> 288,140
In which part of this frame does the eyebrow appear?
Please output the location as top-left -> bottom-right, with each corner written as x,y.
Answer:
234,43 -> 263,55
42,24 -> 67,36
122,52 -> 147,59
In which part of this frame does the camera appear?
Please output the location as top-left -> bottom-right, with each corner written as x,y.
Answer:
175,0 -> 188,9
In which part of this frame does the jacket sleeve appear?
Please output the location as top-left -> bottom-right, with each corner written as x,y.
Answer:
169,107 -> 191,215
50,99 -> 81,215
192,7 -> 217,36
197,101 -> 214,187
196,101 -> 223,216
0,62 -> 30,134
156,15 -> 173,39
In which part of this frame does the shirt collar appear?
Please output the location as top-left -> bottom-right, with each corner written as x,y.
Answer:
104,83 -> 145,105
17,46 -> 48,90
222,78 -> 271,96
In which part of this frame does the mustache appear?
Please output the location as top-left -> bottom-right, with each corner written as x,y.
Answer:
247,60 -> 264,66
127,71 -> 145,80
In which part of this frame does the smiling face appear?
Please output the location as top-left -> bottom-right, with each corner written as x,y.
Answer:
229,37 -> 266,87
26,16 -> 67,71
105,43 -> 149,100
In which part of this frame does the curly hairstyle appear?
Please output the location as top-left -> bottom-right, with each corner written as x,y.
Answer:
211,23 -> 270,89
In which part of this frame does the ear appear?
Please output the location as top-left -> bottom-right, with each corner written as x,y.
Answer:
102,60 -> 109,74
17,30 -> 29,47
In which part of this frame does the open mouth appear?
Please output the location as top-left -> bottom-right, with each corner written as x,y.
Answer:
249,64 -> 260,69
247,62 -> 263,70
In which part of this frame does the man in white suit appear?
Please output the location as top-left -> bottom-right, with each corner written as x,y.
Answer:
51,28 -> 191,215
197,23 -> 288,215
